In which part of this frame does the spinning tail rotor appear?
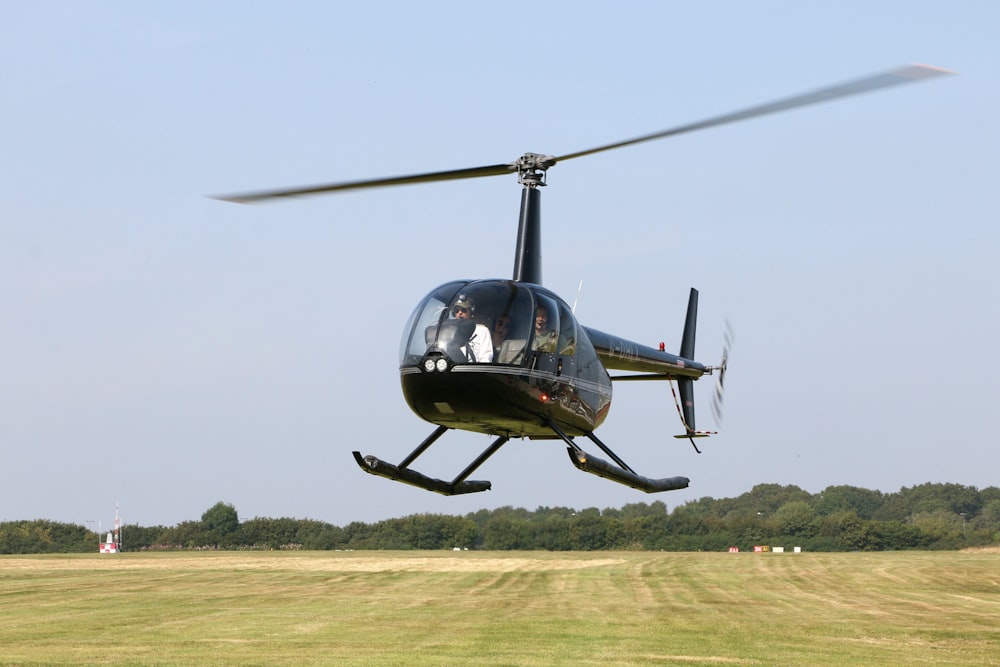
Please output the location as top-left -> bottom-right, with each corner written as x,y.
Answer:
671,316 -> 733,453
711,320 -> 734,427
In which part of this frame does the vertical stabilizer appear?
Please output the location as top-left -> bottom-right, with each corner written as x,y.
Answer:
679,288 -> 698,360
678,288 -> 698,433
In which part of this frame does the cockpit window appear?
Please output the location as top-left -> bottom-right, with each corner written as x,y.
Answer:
531,295 -> 559,353
487,287 -> 532,365
400,280 -> 534,366
399,281 -> 468,363
557,301 -> 577,356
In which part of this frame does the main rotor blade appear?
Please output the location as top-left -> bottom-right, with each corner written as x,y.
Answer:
552,64 -> 953,164
215,64 -> 951,204
214,162 -> 514,204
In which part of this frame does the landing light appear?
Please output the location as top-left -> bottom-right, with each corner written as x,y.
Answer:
422,356 -> 451,373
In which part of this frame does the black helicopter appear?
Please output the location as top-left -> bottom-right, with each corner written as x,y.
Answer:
219,64 -> 950,496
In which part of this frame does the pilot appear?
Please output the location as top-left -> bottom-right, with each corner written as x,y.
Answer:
531,304 -> 557,352
452,294 -> 494,363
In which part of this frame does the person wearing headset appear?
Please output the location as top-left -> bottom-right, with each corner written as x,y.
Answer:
451,294 -> 494,363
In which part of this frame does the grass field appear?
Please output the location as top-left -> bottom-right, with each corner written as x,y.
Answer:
1,549 -> 998,666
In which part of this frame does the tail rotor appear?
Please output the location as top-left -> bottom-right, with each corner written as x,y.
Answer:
710,320 -> 734,427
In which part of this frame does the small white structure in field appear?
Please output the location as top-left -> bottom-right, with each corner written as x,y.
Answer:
99,503 -> 121,554
99,531 -> 118,553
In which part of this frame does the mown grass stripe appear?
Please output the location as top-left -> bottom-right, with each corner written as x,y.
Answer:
1,550 -> 997,666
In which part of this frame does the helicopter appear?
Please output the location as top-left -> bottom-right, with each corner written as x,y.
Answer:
218,64 -> 950,496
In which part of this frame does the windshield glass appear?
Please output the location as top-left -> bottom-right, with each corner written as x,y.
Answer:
399,280 -> 468,364
400,280 -> 534,366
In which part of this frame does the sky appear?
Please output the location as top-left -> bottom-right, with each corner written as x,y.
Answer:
3,2 -> 998,530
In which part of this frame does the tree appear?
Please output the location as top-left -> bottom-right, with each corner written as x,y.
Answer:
869,520 -> 929,550
814,485 -> 883,519
731,484 -> 812,517
875,483 -> 983,522
911,510 -> 963,545
123,524 -> 173,550
201,502 -> 239,546
0,520 -> 94,554
775,500 -> 817,538
240,517 -> 302,549
830,512 -> 873,551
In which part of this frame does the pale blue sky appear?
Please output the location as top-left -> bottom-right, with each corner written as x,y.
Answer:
3,2 -> 997,528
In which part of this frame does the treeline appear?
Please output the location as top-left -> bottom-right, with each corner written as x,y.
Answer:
0,520 -> 94,554
3,482 -> 999,554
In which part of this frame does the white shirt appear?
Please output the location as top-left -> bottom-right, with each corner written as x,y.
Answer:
462,324 -> 494,363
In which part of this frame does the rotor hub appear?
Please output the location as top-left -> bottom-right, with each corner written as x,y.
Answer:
513,152 -> 556,187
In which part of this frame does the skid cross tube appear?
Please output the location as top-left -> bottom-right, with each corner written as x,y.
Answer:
353,427 -> 507,496
543,419 -> 690,494
452,436 -> 509,486
399,424 -> 449,469
583,429 -> 636,474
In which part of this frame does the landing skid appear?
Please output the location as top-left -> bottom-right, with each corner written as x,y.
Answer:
545,420 -> 690,493
353,425 -> 508,496
354,421 -> 688,495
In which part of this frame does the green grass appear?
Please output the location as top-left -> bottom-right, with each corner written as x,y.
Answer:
1,550 -> 998,666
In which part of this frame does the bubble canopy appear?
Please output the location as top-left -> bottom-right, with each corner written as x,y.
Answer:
401,279 -> 595,364
397,279 -> 612,438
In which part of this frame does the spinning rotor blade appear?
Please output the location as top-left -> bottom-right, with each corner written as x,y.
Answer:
215,64 -> 951,204
710,320 -> 734,427
214,162 -> 515,203
552,65 -> 952,164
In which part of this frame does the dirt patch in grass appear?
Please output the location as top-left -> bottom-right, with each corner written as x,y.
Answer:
1,552 -> 626,574
962,545 -> 1000,553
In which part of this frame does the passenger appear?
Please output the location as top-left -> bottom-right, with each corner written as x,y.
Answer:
531,304 -> 557,352
492,314 -> 513,359
452,294 -> 493,363
558,333 -> 576,356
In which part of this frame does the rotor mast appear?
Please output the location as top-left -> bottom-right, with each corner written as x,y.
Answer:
511,153 -> 554,285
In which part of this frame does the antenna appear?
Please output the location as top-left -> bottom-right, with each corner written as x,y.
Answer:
572,280 -> 584,313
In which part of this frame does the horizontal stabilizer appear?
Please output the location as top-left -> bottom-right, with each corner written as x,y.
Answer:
566,448 -> 689,493
353,451 -> 491,496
